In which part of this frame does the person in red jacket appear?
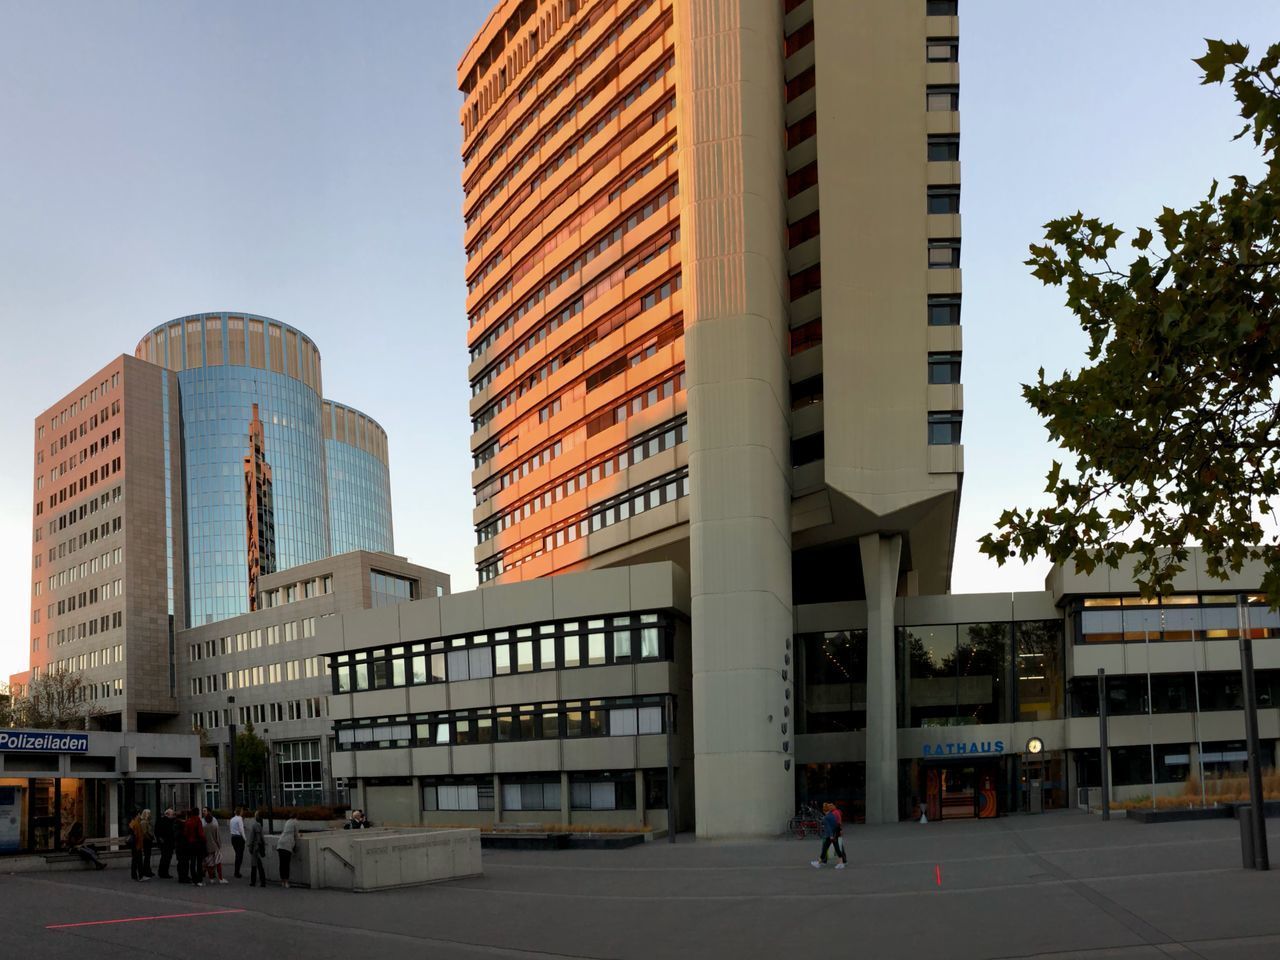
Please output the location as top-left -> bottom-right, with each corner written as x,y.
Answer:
180,809 -> 206,887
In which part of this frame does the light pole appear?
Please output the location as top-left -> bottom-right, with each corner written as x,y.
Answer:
227,696 -> 237,814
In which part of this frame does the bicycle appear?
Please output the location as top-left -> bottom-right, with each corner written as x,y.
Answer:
788,802 -> 822,839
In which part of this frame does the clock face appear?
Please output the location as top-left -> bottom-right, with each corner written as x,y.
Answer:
1026,737 -> 1044,755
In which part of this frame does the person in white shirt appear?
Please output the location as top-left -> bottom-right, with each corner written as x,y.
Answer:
229,808 -> 246,879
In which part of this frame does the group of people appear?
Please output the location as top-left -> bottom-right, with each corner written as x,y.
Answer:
811,801 -> 848,869
65,805 -> 302,889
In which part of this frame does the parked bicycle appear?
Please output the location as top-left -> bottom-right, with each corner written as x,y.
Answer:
789,802 -> 822,839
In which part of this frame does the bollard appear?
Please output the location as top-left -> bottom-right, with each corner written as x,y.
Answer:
1240,805 -> 1256,869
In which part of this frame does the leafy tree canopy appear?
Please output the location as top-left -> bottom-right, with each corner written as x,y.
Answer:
980,40 -> 1280,601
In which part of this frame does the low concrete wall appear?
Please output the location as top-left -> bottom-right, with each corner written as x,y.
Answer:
261,827 -> 482,892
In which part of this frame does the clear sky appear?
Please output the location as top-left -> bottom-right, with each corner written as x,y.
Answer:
0,1 -> 1276,682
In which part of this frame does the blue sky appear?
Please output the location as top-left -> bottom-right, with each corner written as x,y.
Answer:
0,1 -> 1276,680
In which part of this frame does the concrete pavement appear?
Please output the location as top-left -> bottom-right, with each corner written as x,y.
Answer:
3,810 -> 1278,959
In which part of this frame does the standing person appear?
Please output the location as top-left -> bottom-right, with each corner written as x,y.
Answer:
202,807 -> 227,884
230,808 -> 246,879
128,809 -> 149,881
155,809 -> 177,878
246,809 -> 267,888
182,808 -> 205,887
810,802 -> 844,870
276,814 -> 299,889
344,809 -> 371,829
139,809 -> 156,878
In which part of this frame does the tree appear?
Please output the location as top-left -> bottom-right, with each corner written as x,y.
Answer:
980,40 -> 1280,601
235,722 -> 268,799
5,669 -> 102,729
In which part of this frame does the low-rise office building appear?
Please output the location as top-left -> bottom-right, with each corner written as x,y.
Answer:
328,562 -> 690,831
0,728 -> 204,855
176,550 -> 448,808
326,550 -> 1279,830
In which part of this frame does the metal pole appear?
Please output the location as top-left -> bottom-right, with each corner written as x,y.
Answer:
1145,629 -> 1155,811
1189,609 -> 1207,808
1238,597 -> 1269,870
227,722 -> 238,814
1098,667 -> 1110,821
665,694 -> 676,844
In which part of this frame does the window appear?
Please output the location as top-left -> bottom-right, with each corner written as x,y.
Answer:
926,85 -> 959,112
927,411 -> 962,445
422,779 -> 494,811
569,773 -> 636,811
791,432 -> 824,467
790,317 -> 823,355
370,570 -> 416,607
501,780 -> 562,812
928,294 -> 961,326
1110,745 -> 1152,787
926,0 -> 958,15
928,353 -> 962,385
926,37 -> 958,62
928,239 -> 961,268
790,375 -> 823,410
927,185 -> 960,215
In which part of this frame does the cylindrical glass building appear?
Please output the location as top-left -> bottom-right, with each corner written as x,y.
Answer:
323,400 -> 394,555
136,313 -> 331,624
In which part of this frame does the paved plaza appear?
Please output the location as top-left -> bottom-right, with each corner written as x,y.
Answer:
3,811 -> 1279,959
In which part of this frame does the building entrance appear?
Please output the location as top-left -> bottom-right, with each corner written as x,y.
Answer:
921,760 -> 1000,820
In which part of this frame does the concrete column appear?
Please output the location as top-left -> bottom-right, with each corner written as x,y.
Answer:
679,0 -> 794,839
634,770 -> 645,825
860,533 -> 901,824
492,773 -> 502,826
559,771 -> 570,826
107,782 -> 120,839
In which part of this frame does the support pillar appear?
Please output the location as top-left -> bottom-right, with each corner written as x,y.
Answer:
860,533 -> 901,825
680,0 -> 794,839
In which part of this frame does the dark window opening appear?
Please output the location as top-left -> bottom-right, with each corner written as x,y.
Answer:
927,411 -> 962,445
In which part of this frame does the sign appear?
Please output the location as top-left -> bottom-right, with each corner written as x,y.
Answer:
922,739 -> 1004,758
0,730 -> 89,753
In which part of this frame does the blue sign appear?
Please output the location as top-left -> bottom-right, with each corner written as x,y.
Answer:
0,730 -> 89,753
922,740 -> 1004,758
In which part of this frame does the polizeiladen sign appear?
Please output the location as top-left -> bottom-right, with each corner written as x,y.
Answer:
0,730 -> 89,753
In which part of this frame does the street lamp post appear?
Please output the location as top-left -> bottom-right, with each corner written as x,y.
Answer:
227,696 -> 237,814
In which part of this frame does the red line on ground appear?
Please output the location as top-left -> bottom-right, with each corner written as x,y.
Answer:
935,864 -> 942,886
47,909 -> 246,930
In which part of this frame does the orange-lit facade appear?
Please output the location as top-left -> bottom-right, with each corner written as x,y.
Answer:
25,355 -> 185,729
462,0 -> 688,585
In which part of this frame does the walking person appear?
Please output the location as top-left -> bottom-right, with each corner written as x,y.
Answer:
202,807 -> 227,884
128,809 -> 150,881
810,802 -> 845,870
830,802 -> 848,868
230,807 -> 246,879
276,814 -> 299,888
155,808 -> 177,878
247,809 -> 267,888
181,808 -> 205,886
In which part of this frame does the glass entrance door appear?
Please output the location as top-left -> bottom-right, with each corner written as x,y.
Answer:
29,779 -> 60,852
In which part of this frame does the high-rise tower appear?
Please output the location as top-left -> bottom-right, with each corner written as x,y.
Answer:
460,0 -> 963,833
